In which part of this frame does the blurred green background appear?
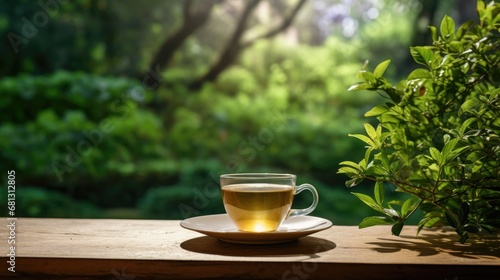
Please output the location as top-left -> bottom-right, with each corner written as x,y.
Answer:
0,0 -> 478,224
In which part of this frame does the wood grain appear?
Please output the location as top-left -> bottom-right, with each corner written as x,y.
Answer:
1,218 -> 499,279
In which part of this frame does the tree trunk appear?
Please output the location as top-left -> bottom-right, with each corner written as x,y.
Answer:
189,0 -> 261,90
144,0 -> 215,114
190,0 -> 307,89
147,0 -> 215,73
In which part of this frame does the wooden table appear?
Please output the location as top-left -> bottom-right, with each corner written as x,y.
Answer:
1,218 -> 499,279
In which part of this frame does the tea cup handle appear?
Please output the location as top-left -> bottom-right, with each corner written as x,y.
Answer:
287,183 -> 319,218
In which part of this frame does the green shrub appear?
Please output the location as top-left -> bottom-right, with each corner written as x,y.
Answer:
340,1 -> 500,242
0,71 -> 178,211
0,71 -> 151,123
0,186 -> 103,218
138,184 -> 224,220
1,23 -> 412,221
161,39 -> 384,177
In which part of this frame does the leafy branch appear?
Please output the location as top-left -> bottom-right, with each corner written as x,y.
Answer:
338,0 -> 500,243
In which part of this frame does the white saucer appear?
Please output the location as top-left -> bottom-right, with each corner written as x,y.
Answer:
180,214 -> 332,244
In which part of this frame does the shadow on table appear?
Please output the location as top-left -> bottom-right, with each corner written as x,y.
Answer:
366,227 -> 500,259
180,236 -> 336,258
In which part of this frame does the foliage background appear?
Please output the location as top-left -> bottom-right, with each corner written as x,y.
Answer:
0,0 -> 475,224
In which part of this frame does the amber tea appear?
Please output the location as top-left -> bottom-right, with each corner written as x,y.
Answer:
220,173 -> 319,233
222,183 -> 294,232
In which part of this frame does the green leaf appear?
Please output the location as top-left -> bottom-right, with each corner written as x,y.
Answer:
359,216 -> 395,228
364,148 -> 373,169
339,161 -> 362,170
441,138 -> 458,159
446,145 -> 469,162
364,105 -> 389,117
348,82 -> 373,91
459,118 -> 476,134
348,133 -> 376,148
479,224 -> 495,234
440,15 -> 456,40
458,202 -> 470,224
417,217 -> 431,235
429,25 -> 438,41
391,222 -> 404,236
445,210 -> 459,228
401,197 -> 420,219
384,208 -> 400,218
477,0 -> 486,15
364,123 -> 377,141
417,216 -> 441,235
346,177 -> 364,188
376,124 -> 382,137
387,200 -> 404,206
455,21 -> 473,40
407,68 -> 432,80
425,217 -> 441,227
429,147 -> 442,165
338,166 -> 360,175
352,192 -> 384,213
373,60 -> 391,78
395,165 -> 412,181
357,71 -> 377,85
365,165 -> 388,177
459,98 -> 481,115
448,41 -> 463,53
374,181 -> 385,205
477,0 -> 488,22
384,88 -> 402,103
410,47 -> 435,68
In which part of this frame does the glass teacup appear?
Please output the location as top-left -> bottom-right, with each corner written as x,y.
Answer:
220,173 -> 319,232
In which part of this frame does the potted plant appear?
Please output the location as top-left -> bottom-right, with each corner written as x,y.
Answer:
338,0 -> 499,243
